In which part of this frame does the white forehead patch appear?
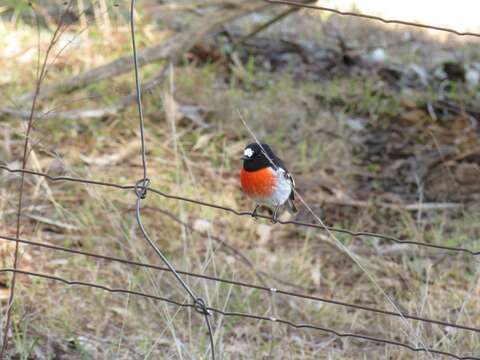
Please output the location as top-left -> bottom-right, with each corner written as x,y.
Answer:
244,148 -> 254,158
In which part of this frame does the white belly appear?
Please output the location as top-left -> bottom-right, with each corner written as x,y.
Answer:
254,168 -> 292,207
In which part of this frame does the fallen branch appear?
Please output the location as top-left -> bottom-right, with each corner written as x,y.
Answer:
0,106 -> 118,120
1,66 -> 169,120
16,1 -> 269,105
323,198 -> 461,211
234,5 -> 301,48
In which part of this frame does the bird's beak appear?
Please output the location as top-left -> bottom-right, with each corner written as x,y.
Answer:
240,155 -> 249,161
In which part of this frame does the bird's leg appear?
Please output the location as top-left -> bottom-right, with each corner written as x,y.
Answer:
251,204 -> 260,219
271,205 -> 279,223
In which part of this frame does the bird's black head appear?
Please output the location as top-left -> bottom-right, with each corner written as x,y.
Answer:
241,143 -> 279,172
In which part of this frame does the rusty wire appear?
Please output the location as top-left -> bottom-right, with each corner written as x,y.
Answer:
0,268 -> 477,360
1,167 -> 477,359
0,233 -> 478,335
2,164 -> 478,256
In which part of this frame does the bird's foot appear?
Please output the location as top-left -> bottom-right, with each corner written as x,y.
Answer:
251,205 -> 260,220
271,206 -> 279,224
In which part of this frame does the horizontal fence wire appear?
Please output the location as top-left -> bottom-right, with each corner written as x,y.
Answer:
0,233 -> 478,335
1,165 -> 478,256
1,267 -> 478,360
265,0 -> 480,38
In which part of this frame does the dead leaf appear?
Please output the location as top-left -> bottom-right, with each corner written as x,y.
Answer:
193,133 -> 215,151
403,109 -> 427,123
0,287 -> 10,302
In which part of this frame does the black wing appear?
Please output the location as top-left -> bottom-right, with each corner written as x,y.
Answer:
254,142 -> 296,200
287,172 -> 295,200
264,144 -> 295,200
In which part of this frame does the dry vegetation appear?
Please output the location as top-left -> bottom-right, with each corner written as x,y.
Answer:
1,1 -> 480,359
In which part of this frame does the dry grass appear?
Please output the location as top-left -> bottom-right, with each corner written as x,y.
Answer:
1,1 -> 480,359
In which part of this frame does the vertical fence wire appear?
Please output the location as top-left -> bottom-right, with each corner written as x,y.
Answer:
129,1 -> 215,358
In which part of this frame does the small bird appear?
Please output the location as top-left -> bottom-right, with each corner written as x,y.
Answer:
240,142 -> 297,222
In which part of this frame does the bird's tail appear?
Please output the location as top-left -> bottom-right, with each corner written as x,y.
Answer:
286,198 -> 298,214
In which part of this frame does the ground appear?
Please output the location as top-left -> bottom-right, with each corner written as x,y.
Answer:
0,1 -> 480,359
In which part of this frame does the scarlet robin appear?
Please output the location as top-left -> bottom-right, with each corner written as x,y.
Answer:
240,142 -> 297,222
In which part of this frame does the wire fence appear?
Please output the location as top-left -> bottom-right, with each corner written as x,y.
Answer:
1,0 -> 479,359
267,0 -> 480,37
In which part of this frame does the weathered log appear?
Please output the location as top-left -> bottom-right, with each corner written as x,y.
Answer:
16,1 -> 269,104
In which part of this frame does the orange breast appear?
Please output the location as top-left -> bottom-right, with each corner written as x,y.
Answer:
240,167 -> 276,198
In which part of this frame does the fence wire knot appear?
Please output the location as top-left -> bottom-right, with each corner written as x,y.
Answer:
134,178 -> 150,199
193,297 -> 210,316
